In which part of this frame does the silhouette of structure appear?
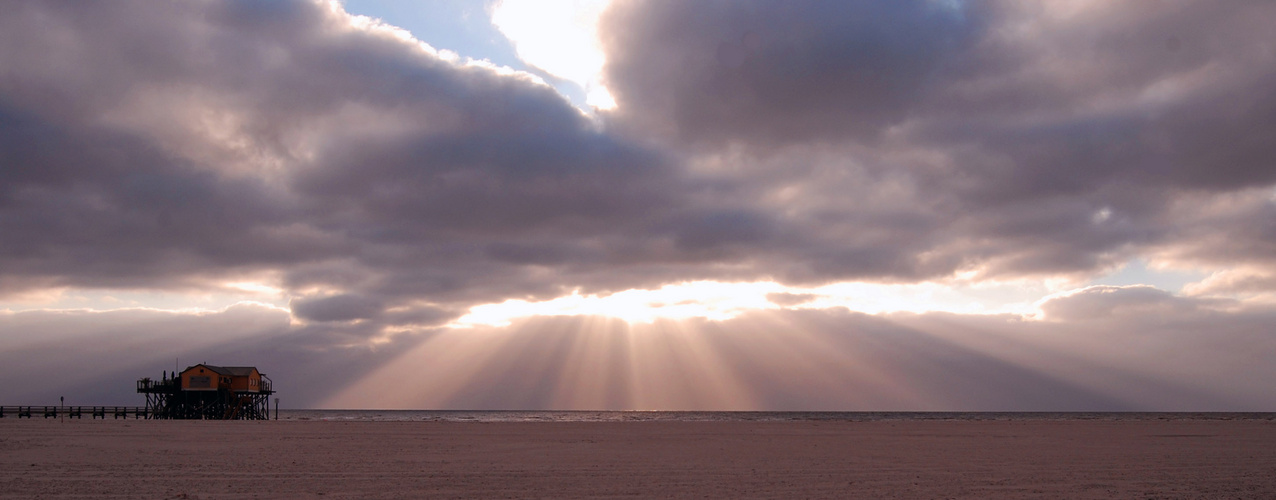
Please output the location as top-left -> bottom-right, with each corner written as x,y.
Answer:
137,364 -> 274,420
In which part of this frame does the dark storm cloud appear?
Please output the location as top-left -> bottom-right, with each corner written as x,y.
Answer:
0,0 -> 704,318
0,104 -> 320,290
601,0 -> 1276,281
918,1 -> 1276,194
600,0 -> 984,147
290,293 -> 383,322
602,0 -> 1276,190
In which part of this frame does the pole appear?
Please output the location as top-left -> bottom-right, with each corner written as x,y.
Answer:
274,398 -> 279,420
60,396 -> 64,423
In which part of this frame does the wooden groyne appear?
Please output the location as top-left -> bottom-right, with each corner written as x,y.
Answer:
0,405 -> 153,419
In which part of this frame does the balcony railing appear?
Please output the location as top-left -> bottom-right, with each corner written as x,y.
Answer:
136,378 -> 179,393
136,376 -> 273,393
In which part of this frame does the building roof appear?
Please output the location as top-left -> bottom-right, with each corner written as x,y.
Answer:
184,364 -> 259,377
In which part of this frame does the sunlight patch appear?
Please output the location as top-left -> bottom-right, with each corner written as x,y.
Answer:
456,281 -> 782,326
452,279 -> 1044,327
491,0 -> 615,110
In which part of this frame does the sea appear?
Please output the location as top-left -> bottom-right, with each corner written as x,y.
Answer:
275,410 -> 1276,423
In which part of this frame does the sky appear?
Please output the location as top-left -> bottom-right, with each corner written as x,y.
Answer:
2,0 -> 1275,410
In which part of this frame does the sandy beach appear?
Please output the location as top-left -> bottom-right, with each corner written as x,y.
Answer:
2,418 -> 1275,499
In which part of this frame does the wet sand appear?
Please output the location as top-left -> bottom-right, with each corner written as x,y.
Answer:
2,418 -> 1275,498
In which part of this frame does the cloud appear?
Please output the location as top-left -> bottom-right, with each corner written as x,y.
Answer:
600,0 -> 982,147
0,0 -> 699,321
1184,269 -> 1276,297
290,294 -> 383,322
1,0 -> 1275,395
1035,285 -> 1207,321
765,292 -> 816,307
597,0 -> 1276,282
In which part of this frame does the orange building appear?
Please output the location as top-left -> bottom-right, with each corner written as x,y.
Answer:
180,364 -> 268,393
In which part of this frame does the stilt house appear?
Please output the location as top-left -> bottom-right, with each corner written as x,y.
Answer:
137,363 -> 274,419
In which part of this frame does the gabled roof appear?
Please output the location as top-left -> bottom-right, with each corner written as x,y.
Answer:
184,364 -> 259,377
